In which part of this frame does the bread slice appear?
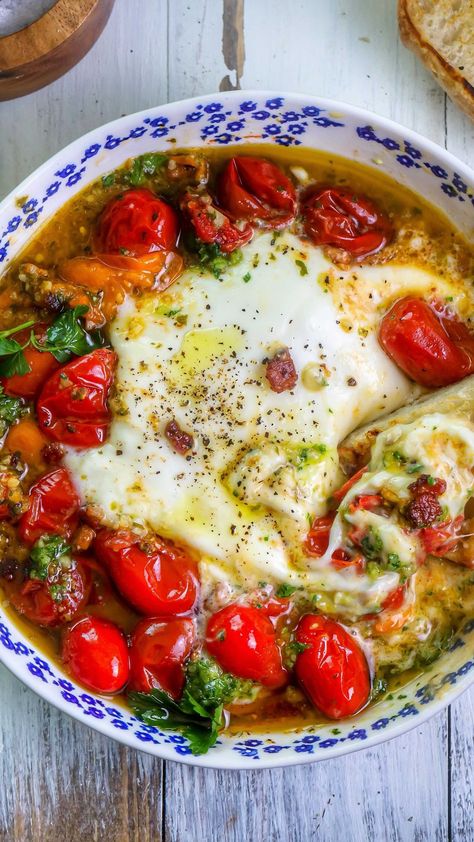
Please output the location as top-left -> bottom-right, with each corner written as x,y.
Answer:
398,0 -> 474,121
339,374 -> 474,473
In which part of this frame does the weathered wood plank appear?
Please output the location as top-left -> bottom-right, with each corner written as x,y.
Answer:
0,666 -> 163,842
164,715 -> 449,842
0,0 -> 169,200
450,690 -> 474,842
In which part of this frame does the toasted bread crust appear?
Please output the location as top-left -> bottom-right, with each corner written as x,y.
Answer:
398,0 -> 474,121
340,374 -> 474,473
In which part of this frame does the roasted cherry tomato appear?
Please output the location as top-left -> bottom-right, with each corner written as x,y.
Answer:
304,514 -> 334,556
180,191 -> 253,253
295,613 -> 370,719
302,186 -> 392,257
380,585 -> 406,612
61,615 -> 129,693
18,467 -> 80,545
419,515 -> 464,557
36,348 -> 117,448
94,529 -> 199,615
217,156 -> 296,228
331,466 -> 368,505
129,617 -> 195,697
1,324 -> 60,399
379,296 -> 474,388
94,188 -> 179,256
9,559 -> 91,628
206,603 -> 288,687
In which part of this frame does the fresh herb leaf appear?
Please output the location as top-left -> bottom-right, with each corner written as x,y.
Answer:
129,657 -> 252,755
126,153 -> 168,186
387,552 -> 401,570
129,688 -> 222,755
32,306 -> 104,362
29,535 -> 71,581
283,639 -> 310,668
0,349 -> 31,377
0,386 -> 24,435
275,583 -> 298,598
102,173 -> 115,187
406,462 -> 423,474
242,272 -> 251,283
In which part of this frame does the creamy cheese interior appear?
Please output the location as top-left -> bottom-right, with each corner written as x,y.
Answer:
65,230 -> 469,617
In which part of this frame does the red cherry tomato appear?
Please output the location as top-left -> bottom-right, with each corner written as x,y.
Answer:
180,191 -> 253,253
331,548 -> 365,572
302,186 -> 392,257
206,603 -> 288,687
1,324 -> 60,399
9,559 -> 91,627
379,296 -> 474,388
129,617 -> 195,697
217,156 -> 296,228
419,515 -> 464,557
304,514 -> 334,556
94,188 -> 179,256
18,467 -> 80,545
348,494 -> 384,513
61,615 -> 129,693
94,529 -> 199,615
331,467 -> 368,505
36,348 -> 117,448
381,584 -> 406,612
295,613 -> 371,719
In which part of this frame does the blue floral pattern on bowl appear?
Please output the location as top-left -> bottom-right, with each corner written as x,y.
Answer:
0,91 -> 473,768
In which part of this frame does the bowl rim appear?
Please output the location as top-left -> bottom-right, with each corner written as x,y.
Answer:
0,89 -> 473,769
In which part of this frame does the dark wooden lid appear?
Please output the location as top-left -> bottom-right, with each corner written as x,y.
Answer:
0,0 -> 115,101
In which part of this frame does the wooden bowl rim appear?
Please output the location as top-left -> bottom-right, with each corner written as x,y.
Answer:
0,0 -> 101,71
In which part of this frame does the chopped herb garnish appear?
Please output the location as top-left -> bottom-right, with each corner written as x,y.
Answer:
29,535 -> 71,581
275,583 -> 298,598
130,657 -> 252,755
242,272 -> 251,283
360,528 -> 383,561
295,259 -> 308,276
406,462 -> 423,474
387,552 -> 401,570
101,173 -> 115,187
126,152 -> 168,186
195,242 -> 243,278
0,386 -> 24,436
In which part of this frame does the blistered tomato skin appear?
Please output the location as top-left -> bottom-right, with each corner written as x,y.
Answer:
379,296 -> 474,388
302,186 -> 392,257
217,156 -> 297,228
62,615 -> 130,694
94,529 -> 200,616
129,617 -> 195,697
9,560 -> 91,628
206,604 -> 288,688
18,466 -> 80,545
94,188 -> 180,256
36,348 -> 117,448
180,191 -> 253,253
295,614 -> 371,719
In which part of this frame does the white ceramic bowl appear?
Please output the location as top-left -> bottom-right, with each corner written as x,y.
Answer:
0,91 -> 473,769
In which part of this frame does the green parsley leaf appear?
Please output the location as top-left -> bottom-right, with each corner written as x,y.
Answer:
295,259 -> 308,276
242,272 -> 251,283
102,173 -> 115,187
32,306 -> 104,363
195,242 -> 243,278
275,583 -> 298,598
129,687 -> 222,755
0,386 -> 24,435
387,552 -> 401,570
0,349 -> 31,377
126,153 -> 168,186
29,535 -> 71,581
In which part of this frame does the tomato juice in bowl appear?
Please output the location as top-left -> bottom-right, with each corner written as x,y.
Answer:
0,92 -> 473,769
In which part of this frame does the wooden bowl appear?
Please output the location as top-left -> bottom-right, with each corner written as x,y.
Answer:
0,0 -> 115,101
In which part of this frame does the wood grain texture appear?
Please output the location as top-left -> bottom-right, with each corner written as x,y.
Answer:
0,1 -> 473,840
0,0 -> 116,101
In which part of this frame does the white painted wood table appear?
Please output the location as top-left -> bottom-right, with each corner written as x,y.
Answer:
0,1 -> 473,839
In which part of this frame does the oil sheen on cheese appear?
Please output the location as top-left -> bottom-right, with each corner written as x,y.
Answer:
65,230 -> 465,617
